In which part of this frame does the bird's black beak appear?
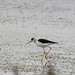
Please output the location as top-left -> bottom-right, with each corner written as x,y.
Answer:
27,40 -> 32,44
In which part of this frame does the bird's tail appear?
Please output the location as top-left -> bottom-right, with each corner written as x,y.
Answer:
54,42 -> 58,44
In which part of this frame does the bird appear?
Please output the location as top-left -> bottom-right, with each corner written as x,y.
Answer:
27,37 -> 58,60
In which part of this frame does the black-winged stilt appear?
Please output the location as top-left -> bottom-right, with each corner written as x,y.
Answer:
27,38 -> 58,60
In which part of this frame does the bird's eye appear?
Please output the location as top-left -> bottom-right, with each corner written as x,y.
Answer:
31,38 -> 34,40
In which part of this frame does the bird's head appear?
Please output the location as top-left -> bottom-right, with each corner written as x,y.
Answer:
27,38 -> 36,44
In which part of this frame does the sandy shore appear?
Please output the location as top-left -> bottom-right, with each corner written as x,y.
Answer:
0,0 -> 75,75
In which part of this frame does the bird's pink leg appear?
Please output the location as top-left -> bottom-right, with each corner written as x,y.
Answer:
45,47 -> 51,60
41,47 -> 51,64
42,48 -> 46,57
41,48 -> 46,64
41,53 -> 45,64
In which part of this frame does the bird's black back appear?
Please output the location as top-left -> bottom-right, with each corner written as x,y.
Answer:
38,39 -> 58,44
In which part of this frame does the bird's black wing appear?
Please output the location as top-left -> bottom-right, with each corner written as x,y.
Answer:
38,39 -> 58,44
